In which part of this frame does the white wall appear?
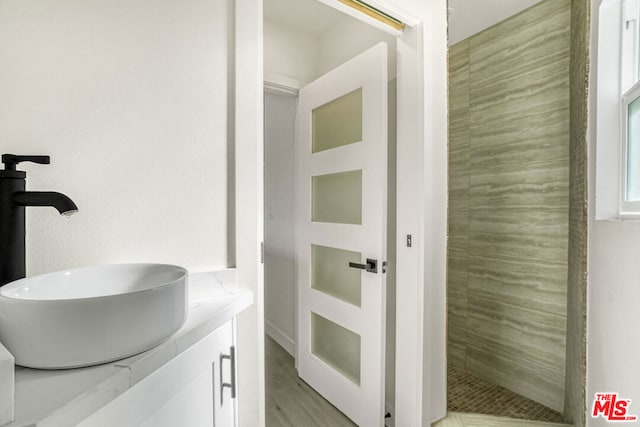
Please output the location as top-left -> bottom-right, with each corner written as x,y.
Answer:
263,92 -> 297,354
0,0 -> 230,274
317,18 -> 397,80
264,15 -> 396,87
264,19 -> 319,86
588,1 -> 640,425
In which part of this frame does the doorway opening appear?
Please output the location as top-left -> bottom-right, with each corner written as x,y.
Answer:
263,0 -> 398,425
445,0 -> 586,425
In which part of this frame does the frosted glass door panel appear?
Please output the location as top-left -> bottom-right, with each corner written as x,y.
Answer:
311,312 -> 361,385
312,88 -> 363,153
311,244 -> 361,307
312,170 -> 362,224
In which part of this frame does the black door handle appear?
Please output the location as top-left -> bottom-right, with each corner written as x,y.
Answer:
348,258 -> 377,273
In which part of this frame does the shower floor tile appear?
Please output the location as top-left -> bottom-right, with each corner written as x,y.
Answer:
448,364 -> 564,423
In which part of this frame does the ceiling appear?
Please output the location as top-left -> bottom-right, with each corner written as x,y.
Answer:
448,0 -> 545,45
264,0 -> 348,36
265,0 -> 546,46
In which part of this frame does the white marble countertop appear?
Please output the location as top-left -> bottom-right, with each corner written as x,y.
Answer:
3,269 -> 252,427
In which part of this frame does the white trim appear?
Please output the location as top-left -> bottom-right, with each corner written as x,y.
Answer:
596,0 -> 624,220
421,4 -> 448,421
234,0 -> 265,426
620,81 -> 640,215
596,0 -> 640,220
393,13 -> 448,424
264,71 -> 306,96
360,0 -> 421,27
621,0 -> 639,92
393,24 -> 425,427
264,82 -> 298,96
264,320 -> 296,356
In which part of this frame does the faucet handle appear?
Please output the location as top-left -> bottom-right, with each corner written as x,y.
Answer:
2,154 -> 50,171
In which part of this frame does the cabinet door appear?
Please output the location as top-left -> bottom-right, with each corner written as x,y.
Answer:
78,320 -> 236,427
140,319 -> 236,427
139,368 -> 214,427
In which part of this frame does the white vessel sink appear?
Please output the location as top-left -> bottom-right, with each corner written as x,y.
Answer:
0,264 -> 188,369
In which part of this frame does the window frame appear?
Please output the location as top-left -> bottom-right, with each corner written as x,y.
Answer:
620,81 -> 640,216
619,0 -> 640,217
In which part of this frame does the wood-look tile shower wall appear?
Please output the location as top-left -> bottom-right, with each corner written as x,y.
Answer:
447,0 -> 571,412
564,0 -> 590,425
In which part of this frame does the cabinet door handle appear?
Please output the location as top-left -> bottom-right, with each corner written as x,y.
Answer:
220,346 -> 236,404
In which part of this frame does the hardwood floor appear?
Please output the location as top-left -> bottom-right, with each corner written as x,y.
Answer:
265,335 -> 356,427
265,335 -> 572,427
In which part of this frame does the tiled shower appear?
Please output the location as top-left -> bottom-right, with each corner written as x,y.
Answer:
446,0 -> 587,423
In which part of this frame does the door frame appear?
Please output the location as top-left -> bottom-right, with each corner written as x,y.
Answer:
235,0 -> 449,426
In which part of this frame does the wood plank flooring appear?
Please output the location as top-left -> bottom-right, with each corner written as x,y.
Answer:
265,335 -> 574,427
265,335 -> 356,427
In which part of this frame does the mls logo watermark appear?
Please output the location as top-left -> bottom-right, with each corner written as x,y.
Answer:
592,393 -> 637,422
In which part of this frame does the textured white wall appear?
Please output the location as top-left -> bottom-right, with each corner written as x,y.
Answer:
263,92 -> 297,354
318,18 -> 396,80
264,19 -> 319,85
0,0 -> 230,274
264,15 -> 395,86
588,1 -> 640,425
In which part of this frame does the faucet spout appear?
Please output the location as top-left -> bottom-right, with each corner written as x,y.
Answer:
0,154 -> 78,285
12,191 -> 78,216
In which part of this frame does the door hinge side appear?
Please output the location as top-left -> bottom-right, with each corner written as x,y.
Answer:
624,0 -> 639,25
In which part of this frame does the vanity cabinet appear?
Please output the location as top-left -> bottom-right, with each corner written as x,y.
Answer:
78,319 -> 237,427
8,270 -> 251,427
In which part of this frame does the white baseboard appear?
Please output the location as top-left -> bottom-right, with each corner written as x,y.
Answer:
264,71 -> 306,96
265,320 -> 295,357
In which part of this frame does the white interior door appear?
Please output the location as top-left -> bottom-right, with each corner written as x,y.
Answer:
295,42 -> 388,427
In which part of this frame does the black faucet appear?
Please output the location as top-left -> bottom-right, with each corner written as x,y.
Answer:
0,154 -> 78,286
